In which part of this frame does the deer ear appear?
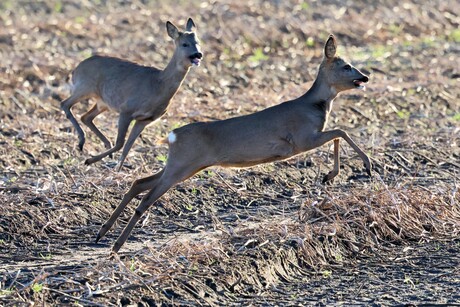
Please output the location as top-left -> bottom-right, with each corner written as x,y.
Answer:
166,21 -> 180,39
186,18 -> 196,32
325,35 -> 337,59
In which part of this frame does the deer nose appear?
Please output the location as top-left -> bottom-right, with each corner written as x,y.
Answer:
361,75 -> 369,83
192,52 -> 203,59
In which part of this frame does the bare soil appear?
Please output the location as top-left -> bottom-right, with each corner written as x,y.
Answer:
1,0 -> 459,305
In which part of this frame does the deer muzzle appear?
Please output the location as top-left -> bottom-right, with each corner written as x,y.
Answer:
189,52 -> 203,66
353,75 -> 369,90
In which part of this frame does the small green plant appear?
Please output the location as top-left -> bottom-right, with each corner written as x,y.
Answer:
448,29 -> 460,43
54,1 -> 63,13
74,16 -> 86,24
79,49 -> 93,59
261,164 -> 275,172
321,270 -> 332,278
388,23 -> 403,35
0,1 -> 14,10
39,253 -> 52,260
404,274 -> 415,289
396,110 -> 410,120
301,2 -> 309,10
199,170 -> 215,181
171,122 -> 183,130
452,113 -> 460,121
334,253 -> 343,262
405,88 -> 416,96
0,288 -> 14,297
371,45 -> 391,59
402,40 -> 413,48
207,258 -> 216,266
185,203 -> 194,211
421,36 -> 435,47
31,283 -> 43,293
305,37 -> 315,48
157,154 -> 167,163
350,49 -> 369,61
130,259 -> 136,271
188,265 -> 199,276
63,157 -> 76,166
7,177 -> 18,184
248,48 -> 269,64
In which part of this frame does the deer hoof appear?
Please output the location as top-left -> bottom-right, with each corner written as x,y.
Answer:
322,174 -> 334,184
365,163 -> 372,177
366,168 -> 372,177
84,158 -> 94,165
112,242 -> 121,254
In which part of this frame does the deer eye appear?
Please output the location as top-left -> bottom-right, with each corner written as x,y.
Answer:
344,64 -> 351,71
182,43 -> 189,48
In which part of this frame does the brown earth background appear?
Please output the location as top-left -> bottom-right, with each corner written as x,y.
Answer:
0,0 -> 459,305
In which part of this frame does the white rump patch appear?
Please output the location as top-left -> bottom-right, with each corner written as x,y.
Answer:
168,132 -> 177,144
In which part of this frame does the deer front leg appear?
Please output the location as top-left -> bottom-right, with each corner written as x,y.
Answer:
323,138 -> 340,183
116,120 -> 150,171
315,129 -> 372,179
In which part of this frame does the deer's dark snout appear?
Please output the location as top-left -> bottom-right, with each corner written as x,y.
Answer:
352,72 -> 369,89
189,52 -> 203,66
358,69 -> 370,83
190,52 -> 203,60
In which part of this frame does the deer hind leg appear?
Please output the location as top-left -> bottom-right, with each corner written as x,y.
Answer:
111,161 -> 207,253
314,129 -> 372,180
111,181 -> 171,253
81,104 -> 111,150
61,91 -> 90,151
96,169 -> 165,242
116,120 -> 150,171
323,138 -> 340,183
85,113 -> 132,165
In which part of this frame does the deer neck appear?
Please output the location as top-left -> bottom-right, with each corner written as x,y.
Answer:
302,73 -> 338,114
159,52 -> 190,96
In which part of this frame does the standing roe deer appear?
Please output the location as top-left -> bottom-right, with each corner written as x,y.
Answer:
96,35 -> 371,252
61,18 -> 202,171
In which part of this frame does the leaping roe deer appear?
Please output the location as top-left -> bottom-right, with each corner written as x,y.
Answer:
96,35 -> 371,252
61,18 -> 202,171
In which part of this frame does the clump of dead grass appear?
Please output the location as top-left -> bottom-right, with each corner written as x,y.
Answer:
127,178 -> 459,302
